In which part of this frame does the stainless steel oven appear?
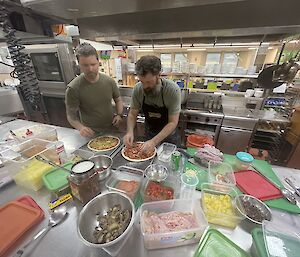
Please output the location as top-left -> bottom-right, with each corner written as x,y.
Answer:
22,43 -> 77,126
179,110 -> 223,146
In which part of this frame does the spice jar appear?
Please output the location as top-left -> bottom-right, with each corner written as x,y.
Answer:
68,160 -> 101,203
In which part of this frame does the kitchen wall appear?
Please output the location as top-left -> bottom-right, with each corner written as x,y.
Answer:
135,48 -> 278,70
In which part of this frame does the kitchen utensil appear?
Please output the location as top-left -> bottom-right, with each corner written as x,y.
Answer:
89,155 -> 112,181
193,228 -> 250,257
15,206 -> 68,257
180,173 -> 198,199
257,65 -> 283,89
249,167 -> 297,204
234,170 -> 283,201
77,192 -> 135,249
144,164 -> 168,182
285,178 -> 300,197
35,155 -> 71,173
223,154 -> 300,213
178,149 -> 204,167
236,195 -> 272,226
0,201 -> 44,256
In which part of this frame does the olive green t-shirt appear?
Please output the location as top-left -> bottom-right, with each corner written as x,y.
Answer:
65,73 -> 120,131
130,78 -> 181,115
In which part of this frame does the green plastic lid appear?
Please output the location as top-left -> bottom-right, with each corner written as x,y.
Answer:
251,228 -> 268,257
194,228 -> 250,257
43,163 -> 72,192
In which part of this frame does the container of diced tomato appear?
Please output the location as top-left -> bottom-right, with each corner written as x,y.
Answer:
141,174 -> 179,203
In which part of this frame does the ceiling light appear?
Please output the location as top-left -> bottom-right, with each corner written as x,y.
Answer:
187,48 -> 206,51
268,47 -> 274,49
136,49 -> 154,52
248,47 -> 258,50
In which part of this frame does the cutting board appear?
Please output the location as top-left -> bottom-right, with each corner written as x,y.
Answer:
185,148 -> 300,214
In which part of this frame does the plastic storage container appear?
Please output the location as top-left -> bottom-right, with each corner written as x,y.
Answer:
43,162 -> 72,197
251,228 -> 268,257
140,199 -> 208,249
201,183 -> 245,229
69,149 -> 94,163
0,139 -> 59,191
208,161 -> 235,186
157,143 -> 177,163
193,228 -> 250,257
235,152 -> 254,171
141,173 -> 180,203
105,167 -> 143,200
263,220 -> 300,257
9,124 -> 58,142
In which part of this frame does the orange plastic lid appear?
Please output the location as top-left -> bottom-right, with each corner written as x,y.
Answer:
0,201 -> 44,256
187,134 -> 214,148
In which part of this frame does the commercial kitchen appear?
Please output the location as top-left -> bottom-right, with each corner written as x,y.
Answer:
0,1 -> 300,257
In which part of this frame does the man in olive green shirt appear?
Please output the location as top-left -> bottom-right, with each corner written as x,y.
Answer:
124,55 -> 181,153
65,43 -> 124,137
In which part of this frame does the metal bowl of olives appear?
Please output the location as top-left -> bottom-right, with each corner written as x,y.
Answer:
236,194 -> 272,226
77,192 -> 135,248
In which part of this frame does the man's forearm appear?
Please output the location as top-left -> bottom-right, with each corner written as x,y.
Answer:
115,100 -> 124,115
151,122 -> 177,146
67,115 -> 84,131
127,111 -> 137,133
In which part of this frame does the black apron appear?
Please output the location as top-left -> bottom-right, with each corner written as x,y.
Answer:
142,80 -> 178,145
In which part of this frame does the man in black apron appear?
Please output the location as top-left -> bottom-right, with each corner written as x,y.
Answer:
124,55 -> 181,153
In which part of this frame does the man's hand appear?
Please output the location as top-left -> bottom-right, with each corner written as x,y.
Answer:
112,115 -> 122,126
123,132 -> 134,147
79,126 -> 94,137
140,140 -> 156,154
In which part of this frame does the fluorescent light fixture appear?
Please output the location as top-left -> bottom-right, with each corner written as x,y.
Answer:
136,49 -> 154,52
289,40 -> 299,43
268,47 -> 274,50
187,48 -> 206,51
248,47 -> 258,50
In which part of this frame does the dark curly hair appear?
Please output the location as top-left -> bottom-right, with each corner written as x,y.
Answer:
76,43 -> 98,60
135,55 -> 161,76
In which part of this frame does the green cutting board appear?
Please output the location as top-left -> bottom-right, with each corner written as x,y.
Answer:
185,149 -> 300,214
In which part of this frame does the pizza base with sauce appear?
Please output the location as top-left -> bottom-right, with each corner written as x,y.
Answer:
121,142 -> 156,162
87,136 -> 120,152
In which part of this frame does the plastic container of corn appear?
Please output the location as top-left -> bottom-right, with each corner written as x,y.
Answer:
201,183 -> 245,229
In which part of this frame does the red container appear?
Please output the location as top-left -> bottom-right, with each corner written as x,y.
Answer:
187,134 -> 214,148
234,170 -> 282,201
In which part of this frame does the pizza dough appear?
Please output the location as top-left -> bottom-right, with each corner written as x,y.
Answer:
87,136 -> 120,152
121,142 -> 156,162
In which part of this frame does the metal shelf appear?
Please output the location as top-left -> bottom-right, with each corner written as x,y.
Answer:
189,73 -> 259,79
256,128 -> 281,134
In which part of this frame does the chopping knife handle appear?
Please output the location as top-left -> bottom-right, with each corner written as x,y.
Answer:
285,178 -> 300,196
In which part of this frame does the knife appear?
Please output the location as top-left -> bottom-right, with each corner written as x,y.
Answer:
285,178 -> 300,197
177,149 -> 206,167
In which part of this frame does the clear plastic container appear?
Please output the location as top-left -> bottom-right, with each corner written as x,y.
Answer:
262,220 -> 300,257
0,139 -> 59,191
105,167 -> 143,200
9,124 -> 58,142
140,199 -> 208,249
201,183 -> 245,229
69,149 -> 95,163
141,173 -> 180,203
157,143 -> 177,163
180,173 -> 199,199
208,161 -> 236,186
194,227 -> 250,257
235,152 -> 254,171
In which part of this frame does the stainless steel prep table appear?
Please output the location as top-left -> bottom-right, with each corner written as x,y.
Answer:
0,119 -> 300,257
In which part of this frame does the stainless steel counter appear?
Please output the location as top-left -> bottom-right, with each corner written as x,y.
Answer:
0,119 -> 299,257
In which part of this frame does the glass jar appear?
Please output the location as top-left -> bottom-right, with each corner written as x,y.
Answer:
68,160 -> 101,203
